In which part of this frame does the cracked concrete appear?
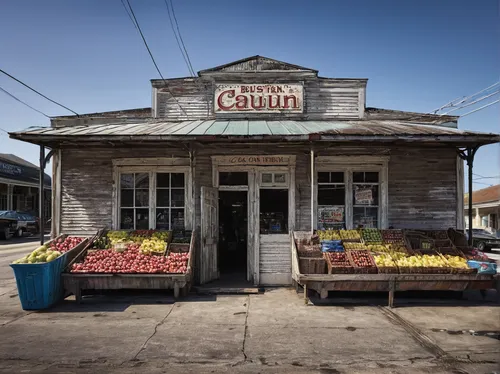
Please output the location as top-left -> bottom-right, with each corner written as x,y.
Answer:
0,286 -> 498,373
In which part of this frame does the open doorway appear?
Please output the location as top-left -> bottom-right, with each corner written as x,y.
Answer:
218,191 -> 248,280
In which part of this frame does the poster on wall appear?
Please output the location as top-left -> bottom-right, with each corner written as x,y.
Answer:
354,186 -> 374,205
318,206 -> 345,229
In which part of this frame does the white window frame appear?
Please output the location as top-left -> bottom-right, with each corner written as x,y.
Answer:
112,162 -> 192,230
314,156 -> 389,229
317,172 -> 346,229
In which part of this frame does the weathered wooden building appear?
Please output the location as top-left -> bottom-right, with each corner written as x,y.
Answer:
10,56 -> 500,286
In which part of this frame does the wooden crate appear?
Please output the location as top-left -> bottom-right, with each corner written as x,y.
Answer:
299,257 -> 326,274
323,252 -> 353,274
346,250 -> 378,274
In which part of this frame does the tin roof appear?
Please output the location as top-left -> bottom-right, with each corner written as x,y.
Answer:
464,185 -> 500,205
9,120 -> 500,145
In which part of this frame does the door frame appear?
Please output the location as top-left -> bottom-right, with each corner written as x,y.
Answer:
211,156 -> 296,285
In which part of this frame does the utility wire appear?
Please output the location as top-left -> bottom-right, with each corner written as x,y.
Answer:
0,68 -> 78,116
164,0 -> 194,76
169,0 -> 196,77
124,0 -> 188,117
120,0 -> 138,30
460,99 -> 499,117
0,85 -> 51,118
442,90 -> 499,115
431,81 -> 499,114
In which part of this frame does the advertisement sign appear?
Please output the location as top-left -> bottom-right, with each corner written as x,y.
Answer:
0,162 -> 22,176
214,84 -> 303,113
354,187 -> 373,205
318,206 -> 345,224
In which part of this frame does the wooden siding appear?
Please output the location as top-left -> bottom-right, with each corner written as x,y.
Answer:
388,147 -> 457,229
259,234 -> 291,285
154,76 -> 365,121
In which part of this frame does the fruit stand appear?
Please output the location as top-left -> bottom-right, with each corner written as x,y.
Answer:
292,230 -> 499,307
62,229 -> 194,302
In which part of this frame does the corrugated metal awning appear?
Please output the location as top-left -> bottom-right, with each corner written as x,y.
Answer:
9,120 -> 500,146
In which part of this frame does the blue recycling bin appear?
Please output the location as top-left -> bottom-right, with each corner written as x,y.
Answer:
10,254 -> 66,310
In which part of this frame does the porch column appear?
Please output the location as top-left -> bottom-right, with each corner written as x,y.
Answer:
310,149 -> 314,233
39,146 -> 45,245
6,184 -> 13,210
458,145 -> 480,246
475,208 -> 480,227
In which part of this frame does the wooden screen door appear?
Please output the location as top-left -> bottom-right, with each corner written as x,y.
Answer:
200,186 -> 219,284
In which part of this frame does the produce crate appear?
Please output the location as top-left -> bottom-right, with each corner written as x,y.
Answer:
323,252 -> 353,274
346,250 -> 378,274
398,266 -> 451,274
171,230 -> 193,244
297,244 -> 322,258
299,257 -> 326,274
434,239 -> 455,249
10,235 -> 89,310
361,229 -> 383,244
376,266 -> 399,274
339,229 -> 362,242
425,230 -> 450,240
436,247 -> 465,258
381,229 -> 405,244
168,243 -> 190,253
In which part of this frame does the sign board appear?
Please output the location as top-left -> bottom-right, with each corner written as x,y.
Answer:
214,84 -> 303,113
214,155 -> 295,166
318,206 -> 344,224
354,187 -> 373,205
0,162 -> 22,176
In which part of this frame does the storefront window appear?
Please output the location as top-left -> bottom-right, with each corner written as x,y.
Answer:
317,172 -> 345,229
219,172 -> 248,186
156,173 -> 185,230
317,170 -> 381,229
119,172 -> 185,230
119,173 -> 149,230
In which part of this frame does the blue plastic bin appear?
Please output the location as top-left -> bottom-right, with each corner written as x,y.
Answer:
10,254 -> 66,310
466,260 -> 497,275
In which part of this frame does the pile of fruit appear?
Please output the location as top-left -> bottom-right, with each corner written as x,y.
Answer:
107,231 -> 129,244
317,230 -> 341,241
140,238 -> 167,255
13,245 -> 62,264
152,231 -> 170,241
49,236 -> 85,253
325,252 -> 350,266
343,242 -> 368,250
361,229 -> 383,244
442,255 -> 470,269
381,230 -> 404,244
130,230 -> 155,243
374,253 -> 397,267
70,246 -> 189,274
366,244 -> 387,252
395,254 -> 449,268
385,243 -> 408,254
349,250 -> 376,268
339,230 -> 361,241
92,237 -> 110,249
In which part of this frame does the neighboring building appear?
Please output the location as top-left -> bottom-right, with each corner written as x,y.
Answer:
0,153 -> 51,217
9,55 -> 500,285
464,185 -> 500,235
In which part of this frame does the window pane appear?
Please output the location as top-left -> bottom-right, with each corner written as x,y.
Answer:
219,172 -> 248,186
157,173 -> 170,188
318,185 -> 345,205
171,173 -> 185,187
120,174 -> 134,188
156,208 -> 170,230
274,173 -> 286,183
353,185 -> 378,205
365,172 -> 379,183
353,172 -> 364,183
120,209 -> 134,229
262,173 -> 272,183
156,189 -> 170,207
353,207 -> 378,229
171,209 -> 185,230
318,206 -> 345,230
135,189 -> 149,207
318,172 -> 330,183
120,189 -> 133,207
135,173 -> 149,188
171,189 -> 185,207
330,172 -> 344,183
136,209 -> 149,229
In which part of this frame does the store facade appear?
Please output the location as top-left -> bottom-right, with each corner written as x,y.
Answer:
10,56 -> 500,286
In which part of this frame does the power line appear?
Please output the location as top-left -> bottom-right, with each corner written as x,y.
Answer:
0,68 -> 78,116
0,85 -> 51,118
120,0 -> 138,30
460,99 -> 499,117
164,0 -> 194,76
169,0 -> 196,77
442,90 -> 499,115
431,81 -> 499,114
124,0 -> 188,117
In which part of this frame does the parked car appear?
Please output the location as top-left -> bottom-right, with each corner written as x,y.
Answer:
0,213 -> 17,240
0,211 -> 38,238
466,228 -> 500,252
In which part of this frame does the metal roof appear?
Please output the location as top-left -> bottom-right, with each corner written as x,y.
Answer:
9,120 -> 500,145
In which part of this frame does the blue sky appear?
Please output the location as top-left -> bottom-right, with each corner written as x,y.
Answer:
0,0 -> 498,191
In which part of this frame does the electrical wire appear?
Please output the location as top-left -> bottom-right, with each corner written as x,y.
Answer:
460,99 -> 499,117
0,68 -> 78,116
164,0 -> 194,76
169,0 -> 196,77
431,81 -> 499,114
120,0 -> 138,30
442,90 -> 499,115
0,85 -> 51,118
124,0 -> 188,117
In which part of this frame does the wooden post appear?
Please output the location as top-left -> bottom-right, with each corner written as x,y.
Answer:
458,146 -> 480,246
304,283 -> 308,304
388,278 -> 395,308
39,146 -> 45,245
310,149 -> 314,233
